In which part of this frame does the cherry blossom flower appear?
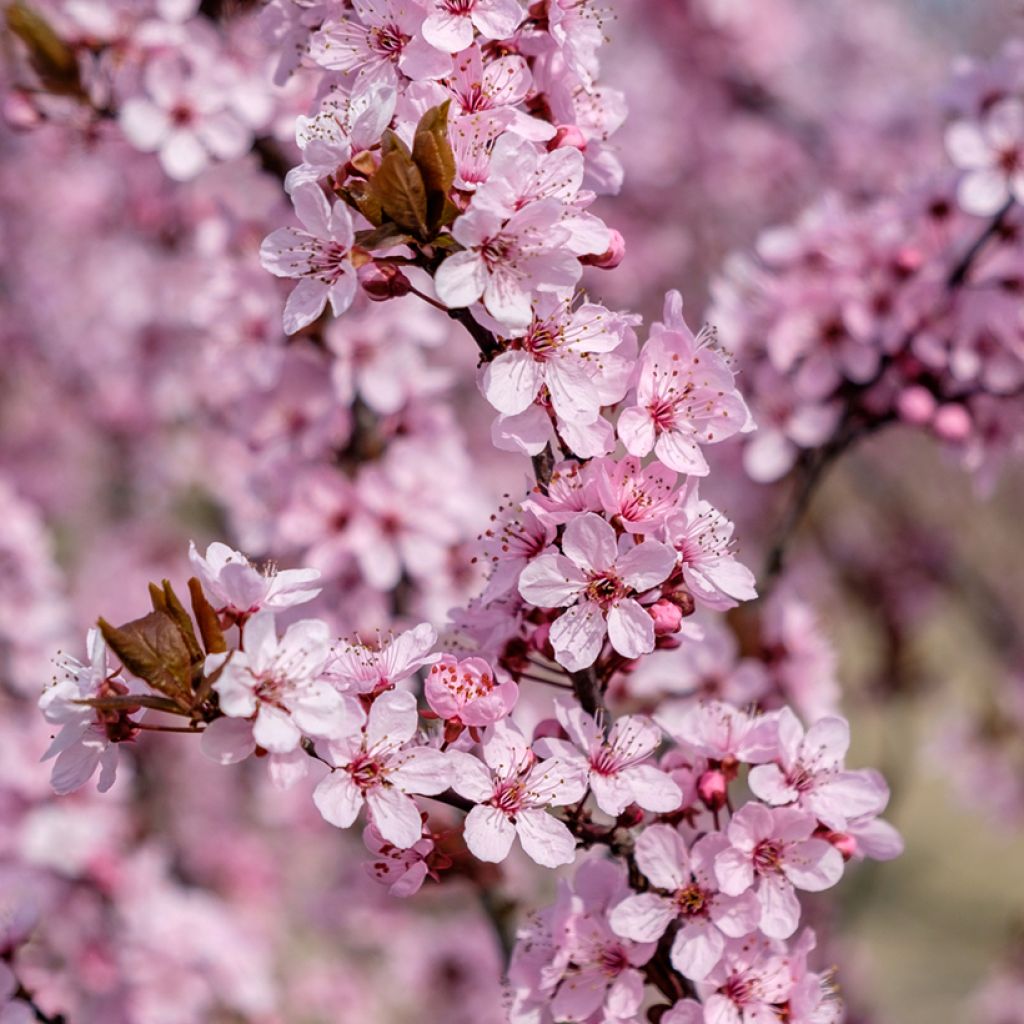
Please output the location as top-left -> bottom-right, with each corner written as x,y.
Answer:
449,721 -> 586,867
656,700 -> 780,767
434,197 -> 582,329
536,702 -> 681,816
206,611 -> 348,755
664,485 -> 757,611
714,803 -> 845,939
478,294 -> 632,426
946,98 -> 1024,215
313,690 -> 451,847
310,0 -> 451,83
609,825 -> 760,981
476,501 -> 555,600
747,709 -> 890,831
326,623 -> 439,697
188,541 -> 322,616
701,935 -> 795,1024
422,0 -> 524,53
591,455 -> 678,536
618,292 -> 752,476
518,512 -> 677,671
119,54 -> 250,181
424,654 -> 519,727
39,629 -> 138,795
260,183 -> 358,335
362,823 -> 437,897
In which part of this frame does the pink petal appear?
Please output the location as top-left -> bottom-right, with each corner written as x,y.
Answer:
463,804 -> 516,862
757,873 -> 801,939
634,823 -> 689,890
616,406 -> 656,457
670,919 -> 724,981
518,553 -> 586,607
366,786 -> 424,848
482,350 -> 544,415
200,717 -> 255,765
606,597 -> 656,660
621,763 -> 682,813
366,689 -> 418,751
434,250 -> 487,309
747,763 -> 799,806
549,601 -> 607,671
562,512 -> 618,571
617,539 -> 676,591
313,771 -> 363,829
389,746 -> 451,796
714,847 -> 754,897
283,278 -> 329,335
781,839 -> 844,892
515,808 -> 577,867
448,750 -> 495,802
609,892 -> 676,943
252,704 -> 302,754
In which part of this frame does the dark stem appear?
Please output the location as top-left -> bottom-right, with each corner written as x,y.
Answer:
947,197 -> 1015,288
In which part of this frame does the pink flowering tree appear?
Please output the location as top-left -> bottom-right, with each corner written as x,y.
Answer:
2,1 -> 1022,1022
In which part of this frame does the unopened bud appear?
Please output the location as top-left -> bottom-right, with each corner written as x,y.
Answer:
359,262 -> 411,301
828,831 -> 858,860
532,717 -> 567,743
581,229 -> 625,270
2,89 -> 41,129
529,619 -> 552,654
697,768 -> 728,811
896,385 -> 936,426
649,598 -> 683,636
932,402 -> 972,442
547,124 -> 587,152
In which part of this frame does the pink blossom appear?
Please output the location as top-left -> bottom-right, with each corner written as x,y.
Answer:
747,709 -> 890,831
714,803 -> 845,939
326,622 -> 439,696
188,541 -> 322,616
536,702 -> 681,816
523,459 -> 602,527
664,485 -> 757,611
260,183 -> 358,335
310,0 -> 451,83
449,721 -> 586,867
119,54 -> 250,181
701,935 -> 795,1024
434,197 -> 582,329
656,700 -> 779,767
424,654 -> 519,727
477,502 -> 555,600
362,823 -> 435,897
591,455 -> 678,535
39,629 -> 137,795
422,0 -> 524,53
618,292 -> 752,476
609,825 -> 760,981
518,512 -> 677,671
313,690 -> 451,847
206,611 -> 349,755
946,98 -> 1024,216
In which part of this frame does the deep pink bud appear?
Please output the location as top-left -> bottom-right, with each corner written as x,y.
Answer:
547,124 -> 587,152
649,597 -> 683,636
932,402 -> 972,442
896,385 -> 936,426
828,831 -> 858,861
529,619 -> 551,653
697,768 -> 728,811
581,229 -> 625,270
359,262 -> 411,301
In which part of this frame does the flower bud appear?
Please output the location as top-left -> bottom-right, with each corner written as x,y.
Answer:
896,385 -> 936,426
359,262 -> 411,301
581,229 -> 625,270
2,89 -> 42,129
529,619 -> 551,653
828,831 -> 858,861
932,402 -> 972,442
649,597 -> 683,636
547,124 -> 587,152
697,768 -> 728,811
532,717 -> 567,743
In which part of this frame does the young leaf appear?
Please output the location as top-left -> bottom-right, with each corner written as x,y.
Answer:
98,612 -> 195,707
368,149 -> 429,238
355,223 -> 414,252
188,577 -> 226,656
413,102 -> 456,213
160,580 -> 204,669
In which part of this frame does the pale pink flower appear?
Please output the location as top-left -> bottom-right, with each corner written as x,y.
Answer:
477,502 -> 555,600
310,0 -> 451,83
313,690 -> 451,847
701,935 -> 795,1024
362,823 -> 435,898
422,0 -> 524,52
119,54 -> 250,181
591,455 -> 678,536
536,702 -> 681,816
518,513 -> 676,671
786,930 -> 844,1024
664,485 -> 757,611
260,183 -> 358,335
618,292 -> 751,476
478,294 -> 632,425
714,803 -> 844,939
188,541 -> 322,616
946,98 -> 1024,216
449,721 -> 586,867
434,197 -> 582,329
547,859 -> 656,1023
523,459 -> 602,527
747,709 -> 890,831
39,629 -> 137,795
656,700 -> 779,766
326,622 -> 439,697
424,654 -> 519,727
206,612 -> 349,755
609,825 -> 760,981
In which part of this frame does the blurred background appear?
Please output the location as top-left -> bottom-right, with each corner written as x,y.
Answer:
2,1 -> 1023,1022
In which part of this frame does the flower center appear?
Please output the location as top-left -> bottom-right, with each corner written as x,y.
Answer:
753,839 -> 783,874
674,882 -> 708,917
492,778 -> 525,816
370,23 -> 409,59
348,754 -> 387,791
584,572 -> 625,609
